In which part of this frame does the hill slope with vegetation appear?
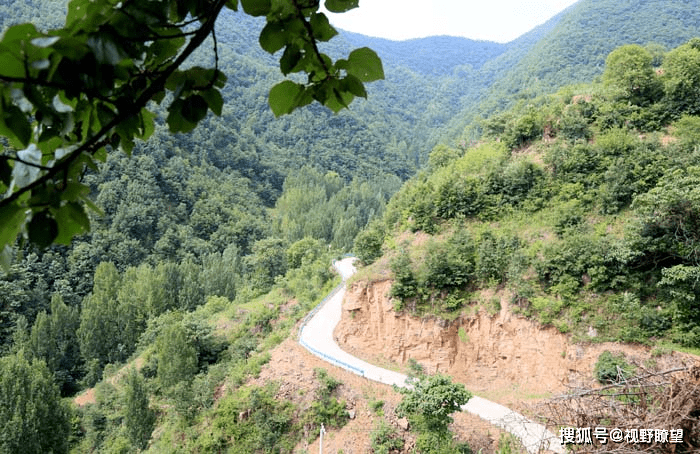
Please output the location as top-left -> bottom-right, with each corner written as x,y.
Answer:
358,37 -> 700,353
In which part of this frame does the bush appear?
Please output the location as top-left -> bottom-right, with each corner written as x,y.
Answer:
371,421 -> 404,454
553,200 -> 585,236
502,109 -> 544,149
209,383 -> 298,454
390,251 -> 418,303
434,173 -> 485,220
420,230 -> 476,293
305,368 -> 348,429
475,232 -> 520,283
354,221 -> 385,265
369,399 -> 385,414
558,103 -> 593,142
673,115 -> 700,151
494,159 -> 546,206
594,351 -> 635,384
529,296 -> 564,325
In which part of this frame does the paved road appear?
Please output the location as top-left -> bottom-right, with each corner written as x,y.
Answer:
299,257 -> 565,454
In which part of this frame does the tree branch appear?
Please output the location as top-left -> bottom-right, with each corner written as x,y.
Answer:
0,0 -> 229,210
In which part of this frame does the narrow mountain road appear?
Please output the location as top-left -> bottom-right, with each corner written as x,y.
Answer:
299,257 -> 565,454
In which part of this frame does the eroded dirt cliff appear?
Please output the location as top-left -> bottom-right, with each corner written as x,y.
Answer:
335,279 -> 653,403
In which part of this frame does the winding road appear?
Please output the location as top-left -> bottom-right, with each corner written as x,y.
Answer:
298,257 -> 565,454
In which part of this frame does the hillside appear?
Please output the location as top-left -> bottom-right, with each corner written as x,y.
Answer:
364,37 -> 700,350
473,0 -> 700,115
351,36 -> 700,452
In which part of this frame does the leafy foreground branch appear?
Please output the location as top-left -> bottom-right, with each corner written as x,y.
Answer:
0,0 -> 383,267
537,363 -> 700,453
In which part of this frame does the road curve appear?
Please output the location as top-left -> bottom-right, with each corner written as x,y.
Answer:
299,257 -> 564,454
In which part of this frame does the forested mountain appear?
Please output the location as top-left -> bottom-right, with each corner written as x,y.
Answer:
340,33 -> 507,76
474,0 -> 700,114
2,0 -> 700,452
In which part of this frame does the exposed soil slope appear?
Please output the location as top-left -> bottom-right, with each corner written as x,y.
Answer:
335,279 -> 689,409
252,337 -> 505,454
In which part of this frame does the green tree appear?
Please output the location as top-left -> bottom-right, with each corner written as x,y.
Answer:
633,167 -> 700,267
603,44 -> 661,106
0,352 -> 71,454
28,293 -> 82,395
201,244 -> 240,300
123,368 -> 155,451
78,262 -> 123,377
286,237 -> 323,269
662,38 -> 700,116
353,220 -> 385,265
246,237 -> 288,294
390,250 -> 417,304
395,372 -> 471,452
156,322 -> 198,389
0,0 -> 383,262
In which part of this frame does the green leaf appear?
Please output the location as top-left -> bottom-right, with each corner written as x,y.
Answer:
62,181 -> 91,201
181,95 -> 209,124
66,0 -> 90,26
0,202 -> 25,251
1,23 -> 39,43
343,47 -> 384,82
0,104 -> 32,148
241,0 -> 271,16
0,157 -> 11,186
342,74 -> 367,98
328,87 -> 354,113
0,245 -> 12,273
324,0 -> 359,13
269,81 -> 304,117
280,45 -> 302,75
309,13 -> 337,42
139,109 -> 156,140
5,112 -> 32,148
202,89 -> 224,116
259,21 -> 288,54
79,194 -> 103,217
166,99 -> 196,133
53,201 -> 90,245
27,210 -> 58,249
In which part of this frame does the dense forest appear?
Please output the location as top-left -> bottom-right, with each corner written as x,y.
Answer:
1,0 -> 700,452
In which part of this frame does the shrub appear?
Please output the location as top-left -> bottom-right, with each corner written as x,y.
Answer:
434,173 -> 485,219
390,251 -> 418,303
371,421 -> 404,454
475,232 -> 520,283
209,384 -> 298,453
305,369 -> 348,429
420,230 -> 476,293
594,351 -> 635,384
558,103 -> 593,142
353,221 -> 385,265
369,399 -> 385,414
530,296 -> 564,325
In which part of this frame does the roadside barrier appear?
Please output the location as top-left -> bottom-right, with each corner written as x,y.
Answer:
299,338 -> 365,377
